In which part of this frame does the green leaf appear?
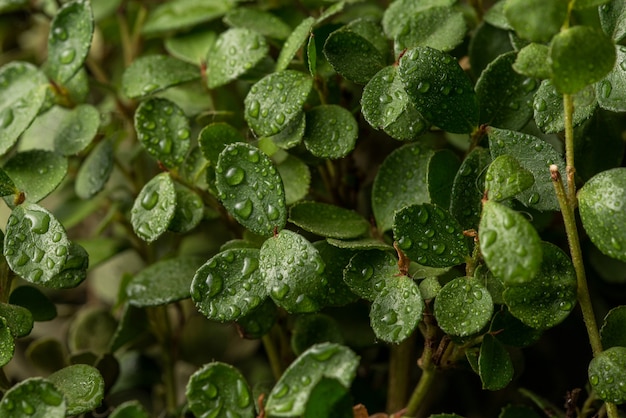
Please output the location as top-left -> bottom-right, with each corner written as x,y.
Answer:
121,55 -> 199,99
512,43 -> 551,79
303,105 -> 357,159
343,249 -> 398,301
260,230 -> 326,313
601,306 -> 626,349
0,377 -> 66,417
485,154 -> 535,201
4,203 -> 71,285
191,248 -> 265,321
142,0 -> 234,34
265,110 -> 306,150
0,318 -> 13,368
550,26 -> 616,94
206,28 -> 268,88
476,51 -> 538,130
168,185 -> 203,233
0,0 -> 28,13
427,149 -> 461,209
394,5 -> 466,54
130,172 -> 177,243
327,238 -> 392,251
9,286 -> 56,321
291,314 -> 344,355
224,7 -> 291,40
479,200 -> 542,285
0,303 -> 33,337
370,275 -> 424,343
488,127 -> 566,211
434,277 -> 493,337
216,142 -> 286,236
313,241 -> 358,307
186,362 -> 255,418
578,168 -> 626,261
164,30 -> 216,65
47,242 -> 88,289
450,147 -> 492,230
323,20 -> 387,84
126,257 -> 203,307
534,80 -> 597,133
304,378 -> 353,418
277,154 -> 310,205
198,122 -> 243,166
67,307 -> 116,355
47,365 -> 104,415
574,0 -> 611,9
0,168 -> 17,197
469,22 -> 514,79
289,201 -> 368,239
372,143 -> 434,231
236,299 -> 277,339
244,70 -> 312,137
596,45 -> 626,112
3,150 -> 67,204
504,0 -> 568,43
381,0 -> 455,39
588,346 -> 626,404
419,277 -> 442,300
600,0 -> 626,42
46,0 -> 93,84
75,138 -> 114,199
307,33 -> 317,77
276,17 -> 315,71
479,334 -> 513,390
393,203 -> 468,268
265,343 -> 359,417
134,98 -> 191,169
109,401 -> 150,418
491,310 -> 542,348
398,46 -> 479,134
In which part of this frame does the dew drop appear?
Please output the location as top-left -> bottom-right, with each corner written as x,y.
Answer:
178,128 -> 190,140
600,80 -> 612,99
275,113 -> 286,125
53,26 -> 68,41
559,301 -> 572,311
46,257 -> 55,269
236,379 -> 251,408
533,143 -> 543,152
225,167 -> 245,186
417,208 -> 429,224
247,150 -> 260,163
481,230 -> 497,247
141,190 -> 159,210
433,243 -> 446,255
610,237 -> 622,251
417,81 -> 430,93
472,289 -> 483,300
502,212 -> 515,229
248,100 -> 260,118
424,229 -> 435,238
233,199 -> 253,220
397,236 -> 413,250
16,253 -> 29,266
19,400 -> 34,415
589,374 -> 599,386
59,48 -> 76,64
522,78 -> 536,92
361,265 -> 374,280
205,272 -> 223,297
33,248 -> 44,263
267,204 -> 280,220
25,210 -> 51,234
203,382 -> 218,399
382,311 -> 398,325
528,193 -> 540,205
242,257 -> 259,276
272,383 -> 290,399
271,284 -> 290,300
0,108 -> 14,128
534,98 -> 547,112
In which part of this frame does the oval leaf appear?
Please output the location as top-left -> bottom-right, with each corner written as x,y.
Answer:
47,365 -> 104,416
596,45 -> 626,112
485,154 -> 535,201
289,201 -> 369,239
503,0 -> 568,43
0,318 -> 14,367
449,147 -> 492,230
588,346 -> 626,404
3,150 -> 67,205
0,377 -> 66,417
168,185 -> 204,233
130,172 -> 176,243
224,8 -> 291,40
142,0 -> 232,34
9,286 -> 56,321
382,0 -> 456,39
534,80 -> 597,134
343,249 -> 399,301
601,306 -> 626,349
276,17 -> 315,71
303,105 -> 357,159
313,241 -> 358,307
47,242 -> 88,289
478,334 -> 513,390
277,154 -> 310,205
394,5 -> 466,54
434,277 -> 493,337
122,55 -> 200,99
75,138 -> 114,199
0,303 -> 33,337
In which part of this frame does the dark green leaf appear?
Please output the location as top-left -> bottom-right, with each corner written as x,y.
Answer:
0,377 -> 65,417
46,0 -> 93,84
236,299 -> 277,339
198,122 -> 243,165
224,8 -> 291,40
122,55 -> 199,99
434,277 -> 493,337
449,147 -> 491,230
75,138 -> 114,199
47,365 -> 104,415
277,154 -> 310,205
0,303 -> 32,337
186,362 -> 255,418
382,0 -> 455,39
130,172 -> 176,243
164,30 -> 216,65
168,185 -> 203,233
289,201 -> 368,239
134,98 -> 191,169
578,168 -> 626,261
596,45 -> 626,112
109,304 -> 149,352
291,314 -> 344,356
304,378 -> 353,418
398,46 -> 479,134
469,22 -> 514,79
4,203 -> 71,285
534,80 -> 597,133
0,168 -> 17,197
265,343 -> 359,417
427,150 -> 461,209
504,0 -> 568,43
3,150 -> 67,204
394,6 -> 466,54
588,346 -> 626,404
266,111 -> 306,150
512,43 -> 551,79
327,238 -> 392,251
343,249 -> 398,301
142,0 -> 233,34
216,142 -> 286,236
485,154 -> 535,201
550,26 -> 616,94
601,306 -> 626,349
479,334 -> 513,390
0,0 -> 28,13
126,257 -> 203,307
47,242 -> 88,289
491,310 -> 542,348
67,307 -> 117,355
313,241 -> 358,307
9,286 -> 56,321
600,0 -> 626,42
499,405 -> 543,418
244,70 -> 312,137
109,401 -> 150,418
479,200 -> 542,285
276,17 -> 315,71
0,318 -> 13,367
303,105 -> 357,159
206,28 -> 268,89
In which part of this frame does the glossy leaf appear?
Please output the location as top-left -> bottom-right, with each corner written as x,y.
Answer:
277,154 -> 310,205
394,5 -> 466,54
134,98 -> 191,169
130,172 -> 176,243
398,46 -> 479,134
313,241 -> 358,307
47,242 -> 88,289
578,168 -> 626,261
0,378 -> 65,417
600,306 -> 626,349
3,150 -> 67,204
142,0 -> 233,34
122,55 -> 199,99
206,28 -> 268,89
186,362 -> 255,418
490,310 -> 542,348
164,30 -> 216,65
0,318 -> 13,367
236,299 -> 277,339
434,277 -> 493,337
476,51 -> 538,130
0,168 -> 16,197
479,334 -> 513,390
588,346 -> 626,404
304,378 -> 353,418
0,303 -> 33,337
4,203 -> 71,284
265,112 -> 305,149
393,203 -> 468,268
427,150 -> 461,209
512,43 -> 551,79
504,0 -> 568,43
109,401 -> 150,418
485,154 -> 534,201
9,286 -> 56,321
488,127 -> 566,211
289,201 -> 368,239
198,122 -> 243,165
126,257 -> 203,307
600,0 -> 626,42
223,8 -> 291,40
343,249 -> 398,301
47,365 -> 104,415
372,143 -> 434,231
216,142 -> 286,236
370,274 -> 423,343
449,147 -> 491,230
303,105 -> 357,159
46,0 -> 93,84
75,138 -> 114,199
596,45 -> 626,112
292,314 -> 344,355
260,230 -> 326,313
327,238 -> 392,251
0,62 -> 48,156
381,0 -> 456,39
276,17 -> 315,71
168,185 -> 203,233
479,200 -> 542,285
265,343 -> 359,417
534,80 -> 597,133
244,70 -> 312,137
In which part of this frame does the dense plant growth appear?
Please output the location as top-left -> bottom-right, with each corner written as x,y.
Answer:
0,0 -> 624,417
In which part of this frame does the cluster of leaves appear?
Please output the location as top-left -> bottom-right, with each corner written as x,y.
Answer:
0,0 -> 624,417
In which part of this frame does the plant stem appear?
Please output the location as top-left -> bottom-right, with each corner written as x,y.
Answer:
148,306 -> 178,415
562,94 -> 577,207
387,333 -> 415,413
262,333 -> 283,381
403,315 -> 437,417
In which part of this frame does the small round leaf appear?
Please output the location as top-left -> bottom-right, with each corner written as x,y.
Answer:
9,286 -> 56,321
121,55 -> 200,99
67,307 -> 116,355
142,0 -> 232,34
47,242 -> 88,289
513,43 -> 551,79
277,154 -> 310,205
601,306 -> 626,349
164,30 -> 217,65
0,303 -> 33,337
0,377 -> 66,417
303,105 -> 357,159
3,150 -> 68,203
434,277 -> 493,337
198,122 -> 244,165
289,201 -> 369,239
485,154 -> 534,201
588,346 -> 626,404
224,8 -> 291,40
313,241 -> 358,307
130,172 -> 176,243
75,138 -> 114,199
47,365 -> 104,416
600,0 -> 626,42
478,334 -> 513,390
168,185 -> 204,233
382,0 -> 456,39
534,80 -> 598,134
504,0 -> 568,43
344,250 -> 399,301
109,401 -> 149,418
450,147 -> 492,230
276,17 -> 315,71
596,45 -> 626,112
394,5 -> 466,54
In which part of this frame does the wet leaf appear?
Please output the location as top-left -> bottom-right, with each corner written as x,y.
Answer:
419,277 -> 442,300
3,150 -> 67,204
236,299 -> 277,339
9,286 -> 56,321
4,203 -> 71,285
216,142 -> 286,236
578,168 -> 626,262
393,203 -> 468,268
75,138 -> 113,199
198,122 -> 243,167
313,241 -> 358,307
0,303 -> 32,337
491,310 -> 542,348
67,307 -> 116,355
485,154 -> 534,201
601,306 -> 626,349
434,277 -> 493,337
168,185 -> 204,233
164,30 -> 216,65
303,105 -> 357,159
343,249 -> 398,302
277,154 -> 310,205
534,80 -> 597,133
134,98 -> 191,169
449,147 -> 491,230
303,378 -> 353,418
398,46 -> 479,133
0,318 -> 13,367
292,314 -> 344,356
326,238 -> 392,251
588,346 -> 626,404
504,0 -> 568,43
479,200 -> 542,285
206,28 -> 268,89
142,0 -> 234,34
469,22 -> 513,79
109,401 -> 149,418
427,149 -> 461,209
265,112 -> 305,149
394,5 -> 466,54
244,70 -> 312,137
596,45 -> 626,112
224,8 -> 291,40
265,343 -> 359,417
276,17 -> 315,71
47,365 -> 104,415
512,43 -> 551,79
186,362 -> 255,418
0,377 -> 66,417
46,0 -> 93,84
122,55 -> 199,99
289,201 -> 368,239
47,242 -> 88,289
130,172 -> 176,243
0,168 -> 17,197
126,257 -> 203,307
382,0 -> 455,39
260,230 -> 326,313
479,334 -> 513,390
600,0 -> 626,42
